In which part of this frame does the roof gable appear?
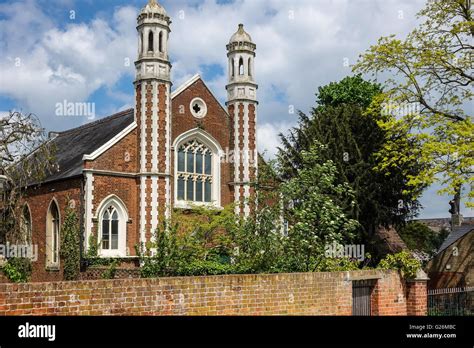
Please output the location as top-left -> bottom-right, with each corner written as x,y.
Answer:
437,224 -> 474,254
171,74 -> 229,116
40,109 -> 134,184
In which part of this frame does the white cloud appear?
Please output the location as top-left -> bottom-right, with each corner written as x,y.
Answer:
0,0 -> 425,133
257,121 -> 294,159
0,2 -> 137,130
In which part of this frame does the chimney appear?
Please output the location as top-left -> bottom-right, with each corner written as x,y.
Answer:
449,187 -> 463,229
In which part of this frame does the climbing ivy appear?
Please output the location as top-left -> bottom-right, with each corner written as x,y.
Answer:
1,257 -> 32,283
60,204 -> 80,281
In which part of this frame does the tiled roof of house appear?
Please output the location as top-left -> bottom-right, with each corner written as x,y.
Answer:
374,225 -> 408,255
40,109 -> 134,184
437,224 -> 474,254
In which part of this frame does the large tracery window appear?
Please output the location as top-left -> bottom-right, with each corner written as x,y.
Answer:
177,139 -> 213,203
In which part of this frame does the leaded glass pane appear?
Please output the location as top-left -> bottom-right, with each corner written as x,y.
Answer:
196,178 -> 203,202
196,151 -> 203,174
111,220 -> 119,249
177,177 -> 185,200
204,153 -> 211,175
186,179 -> 194,201
187,152 -> 194,173
205,180 -> 211,202
102,219 -> 109,249
178,150 -> 185,172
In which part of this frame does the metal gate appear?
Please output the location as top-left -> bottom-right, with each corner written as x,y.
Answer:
352,280 -> 374,316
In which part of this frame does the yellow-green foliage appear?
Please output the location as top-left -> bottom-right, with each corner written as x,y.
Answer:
354,0 -> 473,207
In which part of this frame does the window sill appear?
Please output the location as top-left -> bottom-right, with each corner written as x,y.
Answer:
174,201 -> 222,210
45,266 -> 60,272
96,254 -> 137,259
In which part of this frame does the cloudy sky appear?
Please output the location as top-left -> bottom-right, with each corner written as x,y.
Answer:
0,0 -> 471,218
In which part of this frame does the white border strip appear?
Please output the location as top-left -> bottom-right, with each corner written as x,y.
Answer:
82,122 -> 137,161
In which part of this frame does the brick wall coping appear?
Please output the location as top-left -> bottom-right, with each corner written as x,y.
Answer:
0,269 -> 405,291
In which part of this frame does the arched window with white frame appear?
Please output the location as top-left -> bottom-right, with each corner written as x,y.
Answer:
173,129 -> 222,209
21,204 -> 32,245
46,200 -> 60,268
97,196 -> 128,257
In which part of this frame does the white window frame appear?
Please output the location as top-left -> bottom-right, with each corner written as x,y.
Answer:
96,195 -> 128,258
45,199 -> 60,269
21,203 -> 33,245
173,128 -> 222,210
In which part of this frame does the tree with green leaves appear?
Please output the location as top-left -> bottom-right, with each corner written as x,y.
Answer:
278,75 -> 426,254
353,0 -> 473,208
398,221 -> 449,258
278,145 -> 360,272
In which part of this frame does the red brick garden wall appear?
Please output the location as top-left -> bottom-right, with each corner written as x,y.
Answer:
0,270 -> 427,316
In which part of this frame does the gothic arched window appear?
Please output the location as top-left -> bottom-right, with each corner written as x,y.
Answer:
101,206 -> 119,251
97,197 -> 128,257
239,57 -> 244,75
21,205 -> 32,245
46,200 -> 60,268
176,139 -> 213,203
231,58 -> 235,77
248,58 -> 252,77
148,31 -> 154,52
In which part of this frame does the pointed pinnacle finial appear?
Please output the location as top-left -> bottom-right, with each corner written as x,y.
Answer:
149,0 -> 157,6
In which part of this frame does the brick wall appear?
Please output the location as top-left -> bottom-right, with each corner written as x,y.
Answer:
0,270 -> 427,316
24,178 -> 83,283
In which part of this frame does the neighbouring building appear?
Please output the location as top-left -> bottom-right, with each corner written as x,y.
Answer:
17,0 -> 260,281
425,222 -> 474,289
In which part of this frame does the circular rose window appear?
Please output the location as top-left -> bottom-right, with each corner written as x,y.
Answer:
190,98 -> 207,118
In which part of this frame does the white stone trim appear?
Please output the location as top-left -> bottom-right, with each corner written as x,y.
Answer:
151,81 -> 159,171
84,172 -> 94,251
165,83 -> 171,219
243,102 -> 251,217
140,83 -> 147,172
189,97 -> 207,118
45,198 -> 61,269
233,103 -> 241,215
149,81 -> 159,233
173,128 -> 223,209
171,74 -> 200,99
150,176 -> 159,233
140,176 -> 147,245
95,195 -> 129,258
82,122 -> 137,161
243,102 -> 250,182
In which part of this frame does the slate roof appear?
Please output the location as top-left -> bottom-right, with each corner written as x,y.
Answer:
437,224 -> 474,254
40,109 -> 134,184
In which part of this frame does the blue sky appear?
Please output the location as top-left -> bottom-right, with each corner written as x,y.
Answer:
0,0 -> 471,218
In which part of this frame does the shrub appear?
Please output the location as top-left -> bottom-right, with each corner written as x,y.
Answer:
377,251 -> 421,279
1,257 -> 32,283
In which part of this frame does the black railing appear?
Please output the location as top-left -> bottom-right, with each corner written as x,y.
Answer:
428,286 -> 474,316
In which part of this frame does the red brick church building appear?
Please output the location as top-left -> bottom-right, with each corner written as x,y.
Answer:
23,0 -> 258,281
